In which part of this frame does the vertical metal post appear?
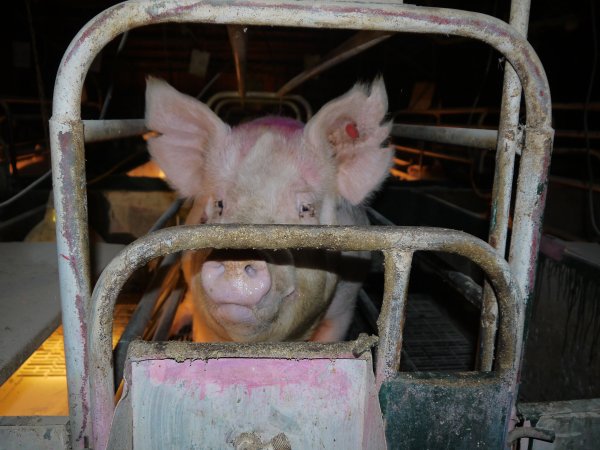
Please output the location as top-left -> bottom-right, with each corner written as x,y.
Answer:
479,0 -> 531,371
227,25 -> 248,101
376,251 -> 413,387
50,118 -> 93,449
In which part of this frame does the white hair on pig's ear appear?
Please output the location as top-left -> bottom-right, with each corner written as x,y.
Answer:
304,77 -> 393,205
144,76 -> 230,197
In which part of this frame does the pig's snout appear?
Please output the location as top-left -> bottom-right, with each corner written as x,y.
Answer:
201,257 -> 271,314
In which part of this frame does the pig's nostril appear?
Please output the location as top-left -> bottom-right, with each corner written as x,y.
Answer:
245,264 -> 257,277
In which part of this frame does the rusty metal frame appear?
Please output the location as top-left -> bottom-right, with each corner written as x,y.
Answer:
49,1 -> 553,448
89,225 -> 522,450
479,0 -> 533,371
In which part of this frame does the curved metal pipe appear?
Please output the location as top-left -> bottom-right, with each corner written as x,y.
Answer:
89,225 -> 522,449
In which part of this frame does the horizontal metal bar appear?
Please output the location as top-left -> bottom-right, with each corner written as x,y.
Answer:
392,123 -> 501,150
89,224 -> 522,447
277,30 -> 392,96
549,175 -> 600,193
206,91 -> 313,120
83,119 -> 146,143
127,334 -> 379,362
213,98 -> 303,121
394,145 -> 472,164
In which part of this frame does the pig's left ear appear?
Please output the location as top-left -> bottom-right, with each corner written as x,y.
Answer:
304,78 -> 393,205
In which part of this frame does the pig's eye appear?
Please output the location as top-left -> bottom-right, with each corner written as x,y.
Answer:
214,200 -> 224,216
299,202 -> 315,219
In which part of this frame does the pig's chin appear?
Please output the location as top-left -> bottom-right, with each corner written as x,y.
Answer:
213,303 -> 258,325
207,289 -> 298,342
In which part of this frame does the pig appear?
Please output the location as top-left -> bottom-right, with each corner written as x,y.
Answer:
145,77 -> 392,343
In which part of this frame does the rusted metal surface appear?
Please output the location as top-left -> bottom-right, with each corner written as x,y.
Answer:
392,123 -> 500,150
83,119 -> 146,143
88,224 -> 522,450
376,251 -> 412,387
49,1 -> 552,448
479,0 -> 533,372
277,30 -> 392,96
227,25 -> 248,100
49,118 -> 92,450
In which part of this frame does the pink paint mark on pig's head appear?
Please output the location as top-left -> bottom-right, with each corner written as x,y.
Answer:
242,116 -> 305,134
232,116 -> 304,159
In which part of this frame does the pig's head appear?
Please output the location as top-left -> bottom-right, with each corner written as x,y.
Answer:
145,77 -> 392,342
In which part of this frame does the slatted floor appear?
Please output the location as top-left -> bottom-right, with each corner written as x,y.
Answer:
0,304 -> 136,415
401,294 -> 475,371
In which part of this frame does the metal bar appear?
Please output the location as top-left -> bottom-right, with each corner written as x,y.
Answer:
394,145 -> 472,165
213,98 -> 303,121
88,224 -> 522,450
376,250 -> 413,387
25,0 -> 50,152
393,102 -> 600,117
148,198 -> 184,233
206,91 -> 313,120
151,286 -> 185,341
392,123 -> 500,150
49,118 -> 92,450
83,119 -> 146,143
479,0 -> 532,372
549,175 -> 600,193
277,30 -> 392,96
112,253 -> 181,384
50,2 -> 551,447
227,25 -> 248,101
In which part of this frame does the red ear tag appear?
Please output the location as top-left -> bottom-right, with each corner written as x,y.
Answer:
345,123 -> 360,140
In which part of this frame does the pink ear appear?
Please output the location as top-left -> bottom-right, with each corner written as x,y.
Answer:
304,78 -> 392,205
145,77 -> 229,197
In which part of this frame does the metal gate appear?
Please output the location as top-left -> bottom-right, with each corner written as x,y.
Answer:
47,1 -> 553,449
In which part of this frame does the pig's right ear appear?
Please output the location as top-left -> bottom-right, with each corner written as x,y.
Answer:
145,77 -> 230,197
